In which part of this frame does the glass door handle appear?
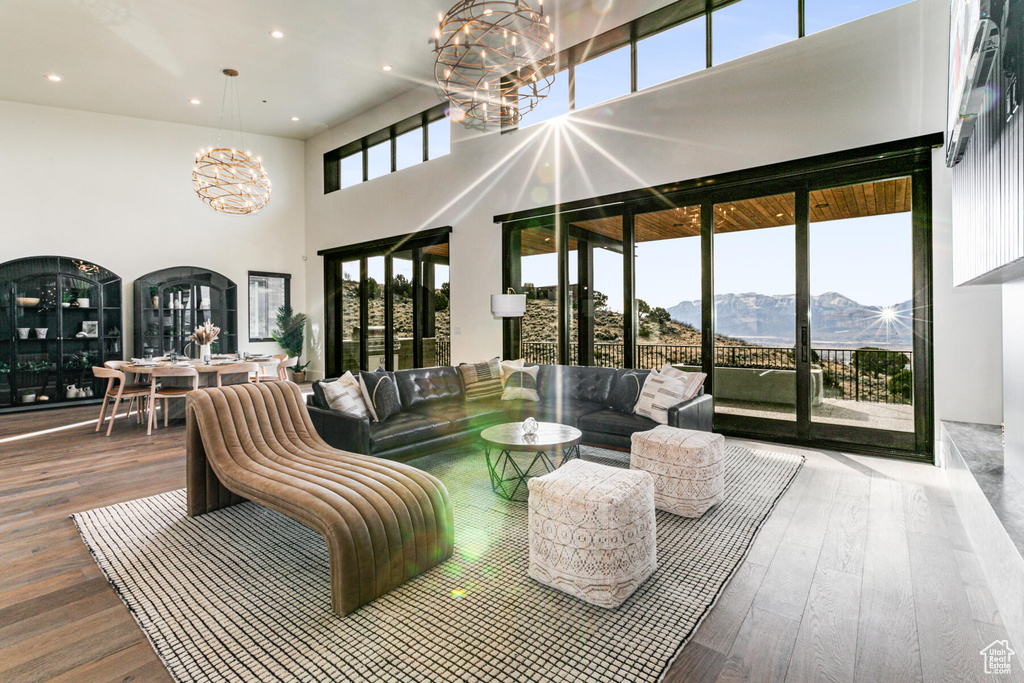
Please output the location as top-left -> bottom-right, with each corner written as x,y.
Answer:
801,326 -> 808,362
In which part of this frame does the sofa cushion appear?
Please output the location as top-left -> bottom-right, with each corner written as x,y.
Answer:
457,358 -> 503,401
635,370 -> 691,425
396,366 -> 464,410
369,412 -> 451,453
359,370 -> 402,423
319,371 -> 369,418
542,365 -> 617,405
608,370 -> 647,414
658,364 -> 707,401
579,408 -> 659,437
412,399 -> 509,432
502,365 -> 540,401
532,400 -> 605,427
310,377 -> 340,409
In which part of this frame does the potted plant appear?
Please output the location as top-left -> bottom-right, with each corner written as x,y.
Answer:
19,388 -> 36,404
272,305 -> 310,382
75,280 -> 91,308
61,291 -> 74,308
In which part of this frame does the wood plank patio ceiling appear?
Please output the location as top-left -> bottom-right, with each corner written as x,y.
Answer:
519,178 -> 911,256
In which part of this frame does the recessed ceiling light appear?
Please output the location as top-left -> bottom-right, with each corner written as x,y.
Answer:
189,98 -> 201,105
382,65 -> 392,71
45,74 -> 62,82
270,29 -> 284,38
291,116 -> 299,121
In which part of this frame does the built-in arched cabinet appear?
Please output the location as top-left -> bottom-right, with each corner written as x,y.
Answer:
0,256 -> 122,411
133,267 -> 237,358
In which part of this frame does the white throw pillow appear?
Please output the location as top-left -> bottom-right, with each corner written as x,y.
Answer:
659,364 -> 707,401
635,370 -> 697,425
500,358 -> 525,387
321,372 -> 369,418
501,364 -> 540,401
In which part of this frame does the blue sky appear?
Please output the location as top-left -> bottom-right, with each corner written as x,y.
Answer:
522,210 -> 912,311
523,0 -> 911,127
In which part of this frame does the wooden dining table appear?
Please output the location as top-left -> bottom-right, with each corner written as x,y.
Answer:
122,357 -> 279,420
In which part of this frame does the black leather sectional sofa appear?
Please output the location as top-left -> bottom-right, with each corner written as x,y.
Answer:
306,364 -> 714,461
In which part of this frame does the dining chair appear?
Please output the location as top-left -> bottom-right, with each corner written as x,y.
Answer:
255,354 -> 288,382
147,365 -> 200,435
104,359 -> 149,424
92,366 -> 151,436
260,355 -> 297,382
215,362 -> 260,387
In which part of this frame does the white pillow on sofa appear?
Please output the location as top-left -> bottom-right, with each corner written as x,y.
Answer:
634,370 -> 697,425
500,358 -> 525,387
321,371 -> 369,418
659,364 -> 707,401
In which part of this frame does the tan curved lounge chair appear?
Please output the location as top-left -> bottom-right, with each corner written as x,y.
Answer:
185,381 -> 454,617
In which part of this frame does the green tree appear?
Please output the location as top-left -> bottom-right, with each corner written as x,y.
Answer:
888,369 -> 913,402
637,299 -> 651,317
272,305 -> 310,371
649,307 -> 671,326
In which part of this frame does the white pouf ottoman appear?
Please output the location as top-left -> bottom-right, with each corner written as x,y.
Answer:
527,459 -> 656,609
630,425 -> 725,518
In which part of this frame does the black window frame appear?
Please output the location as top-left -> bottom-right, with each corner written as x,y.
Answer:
507,0 -> 908,132
247,270 -> 292,343
323,103 -> 449,194
496,134 -> 940,461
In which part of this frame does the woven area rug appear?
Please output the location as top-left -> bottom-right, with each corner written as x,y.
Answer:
73,444 -> 803,683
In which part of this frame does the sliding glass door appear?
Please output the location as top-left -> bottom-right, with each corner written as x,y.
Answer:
711,193 -> 798,434
500,145 -> 933,457
321,228 -> 451,377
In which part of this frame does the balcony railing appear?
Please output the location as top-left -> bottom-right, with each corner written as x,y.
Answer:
520,342 -> 912,405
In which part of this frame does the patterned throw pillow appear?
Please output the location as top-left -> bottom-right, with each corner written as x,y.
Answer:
501,364 -> 540,401
659,364 -> 707,401
608,371 -> 646,414
634,370 -> 695,425
458,357 -> 503,401
320,371 -> 369,418
500,358 -> 525,387
358,370 -> 402,423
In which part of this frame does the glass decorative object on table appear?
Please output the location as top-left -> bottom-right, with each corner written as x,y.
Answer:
523,417 -> 539,435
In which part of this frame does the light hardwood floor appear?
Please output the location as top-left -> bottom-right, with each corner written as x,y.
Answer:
0,405 -> 1019,682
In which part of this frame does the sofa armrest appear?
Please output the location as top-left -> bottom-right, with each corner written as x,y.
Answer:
307,404 -> 372,454
667,393 -> 714,432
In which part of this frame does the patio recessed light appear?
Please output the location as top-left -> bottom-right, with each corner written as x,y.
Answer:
382,65 -> 392,71
270,30 -> 284,38
46,74 -> 62,82
291,116 -> 300,121
189,98 -> 201,105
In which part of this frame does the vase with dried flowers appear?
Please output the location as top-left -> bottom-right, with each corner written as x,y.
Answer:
190,321 -> 220,363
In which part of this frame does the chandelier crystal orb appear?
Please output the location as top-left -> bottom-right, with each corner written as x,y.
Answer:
434,0 -> 556,127
193,69 -> 271,215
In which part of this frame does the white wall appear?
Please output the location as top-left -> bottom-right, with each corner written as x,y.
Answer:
0,99 -> 307,358
932,153 -> 1003,427
304,0 -> 1003,429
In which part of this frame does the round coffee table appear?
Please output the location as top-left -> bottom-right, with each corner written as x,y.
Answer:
480,421 -> 583,502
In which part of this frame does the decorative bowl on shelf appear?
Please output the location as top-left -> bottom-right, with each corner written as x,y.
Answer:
16,297 -> 39,307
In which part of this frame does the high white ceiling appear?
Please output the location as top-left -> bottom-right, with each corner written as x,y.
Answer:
0,0 -> 668,140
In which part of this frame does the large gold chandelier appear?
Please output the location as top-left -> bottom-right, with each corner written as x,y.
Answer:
193,69 -> 271,215
434,0 -> 556,127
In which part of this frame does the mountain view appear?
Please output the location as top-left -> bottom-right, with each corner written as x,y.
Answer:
667,292 -> 913,349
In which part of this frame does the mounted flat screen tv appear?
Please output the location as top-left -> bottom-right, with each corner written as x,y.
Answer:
946,0 -> 1000,167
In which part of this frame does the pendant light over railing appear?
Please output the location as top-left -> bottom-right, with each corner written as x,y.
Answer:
193,69 -> 272,215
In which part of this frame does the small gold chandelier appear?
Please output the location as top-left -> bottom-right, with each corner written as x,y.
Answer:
193,69 -> 271,215
434,0 -> 556,127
